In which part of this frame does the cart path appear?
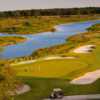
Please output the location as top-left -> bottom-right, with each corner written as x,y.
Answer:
45,94 -> 100,100
62,94 -> 100,100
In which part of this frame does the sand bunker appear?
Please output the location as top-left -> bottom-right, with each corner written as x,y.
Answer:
43,56 -> 75,60
9,84 -> 31,95
70,70 -> 100,85
73,45 -> 96,53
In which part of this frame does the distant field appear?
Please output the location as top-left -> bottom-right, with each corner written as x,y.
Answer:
0,15 -> 99,34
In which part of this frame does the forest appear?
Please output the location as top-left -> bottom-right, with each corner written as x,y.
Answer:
0,7 -> 99,18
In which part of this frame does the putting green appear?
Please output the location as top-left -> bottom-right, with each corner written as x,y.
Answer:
12,59 -> 87,78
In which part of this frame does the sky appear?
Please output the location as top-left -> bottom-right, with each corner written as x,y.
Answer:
0,0 -> 99,11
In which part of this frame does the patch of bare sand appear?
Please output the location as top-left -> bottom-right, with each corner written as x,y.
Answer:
73,45 -> 96,53
70,70 -> 100,85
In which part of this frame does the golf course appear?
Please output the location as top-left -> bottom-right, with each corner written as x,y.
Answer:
0,7 -> 100,100
8,22 -> 100,100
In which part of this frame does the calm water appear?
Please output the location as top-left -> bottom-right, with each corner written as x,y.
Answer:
0,20 -> 100,59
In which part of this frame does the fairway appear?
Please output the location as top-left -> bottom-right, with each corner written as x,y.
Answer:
12,59 -> 86,78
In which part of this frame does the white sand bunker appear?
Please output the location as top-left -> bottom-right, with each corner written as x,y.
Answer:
43,56 -> 75,60
9,84 -> 31,95
70,70 -> 100,85
73,45 -> 96,53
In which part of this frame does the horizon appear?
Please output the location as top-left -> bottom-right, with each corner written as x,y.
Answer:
0,7 -> 99,12
0,0 -> 99,11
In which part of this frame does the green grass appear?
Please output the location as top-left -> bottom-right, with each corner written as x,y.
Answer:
14,77 -> 100,100
13,59 -> 86,78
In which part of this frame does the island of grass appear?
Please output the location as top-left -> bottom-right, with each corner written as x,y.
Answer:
0,36 -> 26,46
10,23 -> 100,100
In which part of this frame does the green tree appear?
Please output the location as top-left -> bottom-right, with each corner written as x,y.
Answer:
0,61 -> 16,100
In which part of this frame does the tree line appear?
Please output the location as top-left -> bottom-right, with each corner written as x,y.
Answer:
0,7 -> 99,18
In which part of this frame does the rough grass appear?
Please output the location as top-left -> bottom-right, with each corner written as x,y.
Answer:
0,15 -> 99,34
15,77 -> 100,100
87,23 -> 100,31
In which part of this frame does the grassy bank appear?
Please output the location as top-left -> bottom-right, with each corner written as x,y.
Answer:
0,15 -> 99,34
0,36 -> 26,46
